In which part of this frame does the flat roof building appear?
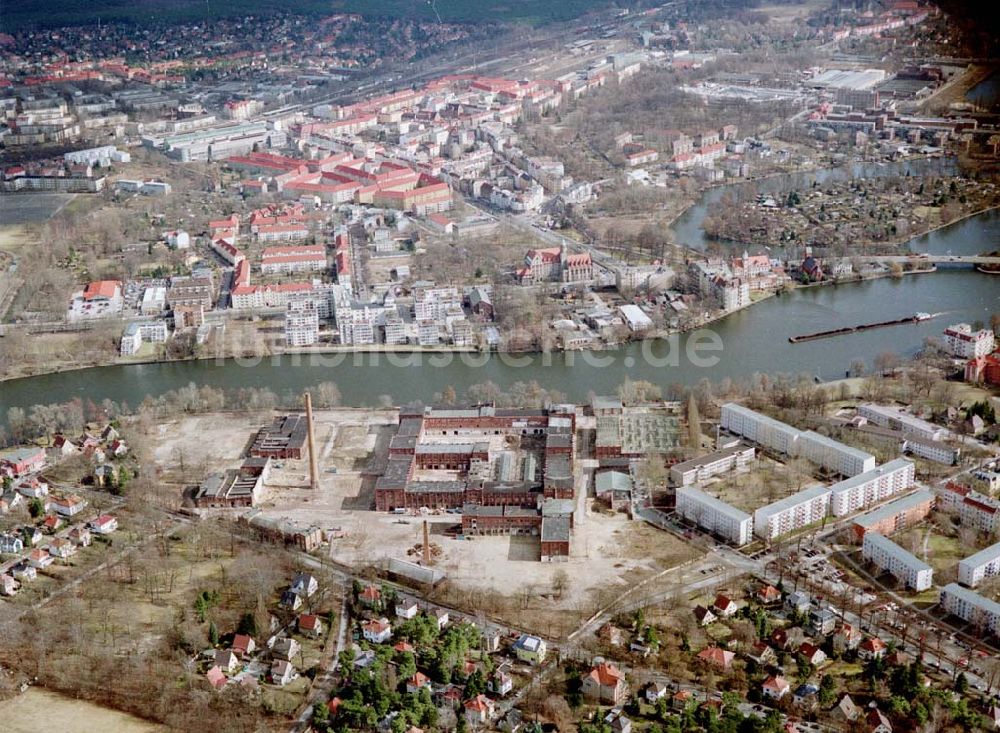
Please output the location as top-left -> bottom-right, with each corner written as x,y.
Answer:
829,458 -> 915,516
753,484 -> 831,542
958,540 -> 1000,589
862,531 -> 933,591
851,490 -> 934,540
676,484 -> 753,546
940,583 -> 1000,635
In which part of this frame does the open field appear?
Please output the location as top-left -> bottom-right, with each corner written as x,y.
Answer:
699,455 -> 814,514
0,193 -> 77,227
3,688 -> 167,733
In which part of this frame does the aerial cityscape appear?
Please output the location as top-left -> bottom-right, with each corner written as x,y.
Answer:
0,0 -> 998,731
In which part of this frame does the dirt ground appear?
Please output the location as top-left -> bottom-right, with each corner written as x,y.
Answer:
3,688 -> 167,733
698,455 -> 814,514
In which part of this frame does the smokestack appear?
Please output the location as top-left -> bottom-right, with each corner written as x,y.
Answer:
305,392 -> 319,490
422,521 -> 430,565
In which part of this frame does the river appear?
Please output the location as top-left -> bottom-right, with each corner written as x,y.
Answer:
0,160 -> 996,413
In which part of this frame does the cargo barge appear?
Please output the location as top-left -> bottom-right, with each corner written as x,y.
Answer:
789,312 -> 934,343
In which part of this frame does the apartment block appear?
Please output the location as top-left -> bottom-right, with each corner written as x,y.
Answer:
829,458 -> 915,516
719,404 -> 874,476
675,485 -> 753,546
285,301 -> 319,347
862,531 -> 933,591
851,490 -> 935,540
943,323 -> 995,359
753,484 -> 831,542
958,541 -> 1000,588
858,403 -> 946,441
940,583 -> 1000,635
670,444 -> 755,487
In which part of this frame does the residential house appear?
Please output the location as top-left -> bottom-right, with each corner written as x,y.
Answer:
88,514 -> 118,534
0,574 -> 18,596
598,623 -> 626,646
694,605 -> 717,627
696,646 -> 734,671
396,600 -> 418,619
406,672 -> 432,694
859,637 -> 887,661
582,662 -> 628,705
271,637 -> 301,661
69,526 -> 92,547
746,641 -> 776,667
463,695 -> 496,728
798,642 -> 826,666
834,695 -> 861,723
606,711 -> 632,733
672,689 -> 694,711
713,594 -> 739,618
756,584 -> 782,604
810,607 -> 837,636
271,659 -> 295,686
362,618 -> 392,644
16,477 -> 49,499
280,589 -> 303,610
11,563 -> 36,581
360,584 -> 382,607
793,683 -> 819,708
644,682 -> 668,704
833,623 -> 863,653
394,641 -> 415,654
28,548 -> 54,569
433,607 -> 450,630
291,573 -> 319,597
867,708 -> 893,733
42,515 -> 63,533
298,614 -> 324,638
46,537 -> 76,559
232,634 -> 256,658
215,649 -> 239,674
206,666 -> 227,690
481,628 -> 502,653
22,527 -> 43,546
786,591 -> 811,614
762,676 -> 791,701
491,666 -> 513,697
512,634 -> 546,664
0,534 -> 25,554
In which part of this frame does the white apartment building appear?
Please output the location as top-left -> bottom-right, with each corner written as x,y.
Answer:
285,301 -> 319,347
753,484 -> 832,541
720,404 -> 800,456
675,485 -> 753,546
829,458 -> 915,516
140,286 -> 167,315
943,323 -> 995,359
413,287 -> 462,321
120,320 -> 169,356
858,403 -> 946,441
798,430 -> 876,477
338,307 -> 378,346
418,320 -> 441,346
260,246 -> 327,275
720,404 -> 875,476
900,436 -> 958,465
862,531 -> 933,591
959,492 -> 1000,534
958,541 -> 1000,588
940,583 -> 1000,635
669,444 -> 755,487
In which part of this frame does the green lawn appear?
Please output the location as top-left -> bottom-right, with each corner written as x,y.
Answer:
5,0 -> 632,31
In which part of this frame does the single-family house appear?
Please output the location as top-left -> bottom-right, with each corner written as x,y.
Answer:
697,646 -> 734,671
360,584 -> 382,607
0,574 -> 18,596
598,623 -> 625,646
22,527 -> 43,546
833,694 -> 861,723
215,649 -> 239,674
205,665 -> 227,690
298,614 -> 324,638
433,607 -> 450,629
762,675 -> 790,700
756,584 -> 782,604
42,515 -> 63,533
798,642 -> 826,666
291,573 -> 319,597
46,537 -> 76,559
280,589 -> 303,610
394,640 -> 415,654
694,605 -> 717,627
463,694 -> 496,728
512,634 -> 546,664
786,591 -> 811,614
582,662 -> 628,705
491,666 -> 513,697
28,548 -> 54,569
0,533 -> 25,554
362,618 -> 392,644
713,594 -> 739,618
606,711 -> 632,733
406,672 -> 432,694
793,683 -> 819,708
867,708 -> 893,733
833,623 -> 863,653
11,563 -> 36,581
395,600 -> 418,619
482,628 -> 502,653
16,477 -> 49,499
858,637 -> 887,661
69,526 -> 92,547
88,514 -> 118,534
232,634 -> 256,658
271,637 -> 301,661
746,641 -> 776,666
271,659 -> 295,686
644,681 -> 668,704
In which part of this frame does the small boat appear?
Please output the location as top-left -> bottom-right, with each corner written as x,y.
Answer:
914,312 -> 932,321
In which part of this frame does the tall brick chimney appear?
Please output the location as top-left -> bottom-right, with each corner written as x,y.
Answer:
423,520 -> 431,565
305,392 -> 319,490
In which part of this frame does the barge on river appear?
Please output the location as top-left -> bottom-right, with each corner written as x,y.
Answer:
789,312 -> 934,344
